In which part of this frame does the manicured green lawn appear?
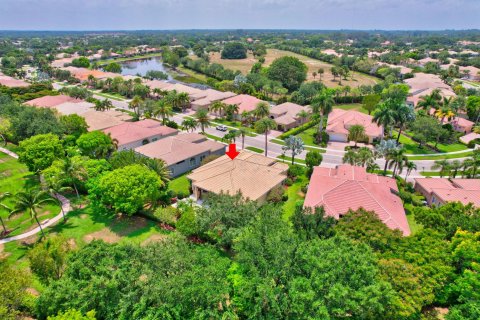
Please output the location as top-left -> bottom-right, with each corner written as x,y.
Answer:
407,150 -> 474,160
212,118 -> 256,136
394,131 -> 469,155
334,103 -> 368,114
406,212 -> 423,234
271,138 -> 326,153
246,146 -> 263,153
96,91 -> 124,101
282,176 -> 308,221
168,174 -> 191,195
277,155 -> 306,164
296,127 -> 317,146
0,153 -> 60,237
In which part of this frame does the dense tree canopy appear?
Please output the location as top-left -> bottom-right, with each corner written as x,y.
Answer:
267,56 -> 308,91
18,133 -> 64,172
221,42 -> 247,59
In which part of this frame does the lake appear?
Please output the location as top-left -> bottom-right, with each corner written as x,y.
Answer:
119,56 -> 172,79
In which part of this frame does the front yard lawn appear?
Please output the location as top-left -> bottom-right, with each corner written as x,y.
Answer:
168,174 -> 191,196
282,175 -> 308,221
246,146 -> 263,153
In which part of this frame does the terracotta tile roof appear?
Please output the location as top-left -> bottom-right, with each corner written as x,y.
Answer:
190,89 -> 236,107
102,119 -> 178,146
326,109 -> 383,137
81,110 -> 133,131
414,178 -> 480,207
0,75 -> 29,88
405,73 -> 456,106
25,95 -> 80,108
460,132 -> 480,144
221,94 -> 265,113
187,151 -> 288,201
61,67 -> 118,82
135,133 -> 224,166
304,165 -> 410,235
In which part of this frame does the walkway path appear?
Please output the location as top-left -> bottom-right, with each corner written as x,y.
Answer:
0,148 -> 72,244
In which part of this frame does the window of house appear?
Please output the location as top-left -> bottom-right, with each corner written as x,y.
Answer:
190,157 -> 196,167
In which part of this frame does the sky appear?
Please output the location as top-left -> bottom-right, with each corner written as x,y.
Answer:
0,0 -> 479,31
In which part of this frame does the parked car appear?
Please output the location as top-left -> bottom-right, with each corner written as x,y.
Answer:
216,125 -> 228,132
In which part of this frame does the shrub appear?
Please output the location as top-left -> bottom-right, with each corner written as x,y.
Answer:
176,191 -> 189,200
398,190 -> 413,204
267,185 -> 285,203
288,164 -> 304,179
221,42 -> 247,59
176,207 -> 197,236
154,206 -> 179,226
278,120 -> 318,140
165,120 -> 179,129
284,178 -> 293,186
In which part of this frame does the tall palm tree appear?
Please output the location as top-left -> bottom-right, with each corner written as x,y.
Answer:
311,91 -> 334,143
210,101 -> 227,117
432,159 -> 451,178
178,92 -> 191,113
0,192 -> 11,235
373,102 -> 396,139
417,89 -> 442,111
129,95 -> 143,118
195,109 -> 211,133
225,104 -> 240,120
394,102 -> 415,143
238,127 -> 248,150
348,124 -> 367,148
154,100 -> 173,124
254,102 -> 270,120
449,160 -> 462,178
181,118 -> 197,133
405,161 -> 417,181
10,189 -> 55,238
255,117 -> 277,157
388,148 -> 406,177
144,158 -> 171,186
45,178 -> 72,222
296,110 -> 309,124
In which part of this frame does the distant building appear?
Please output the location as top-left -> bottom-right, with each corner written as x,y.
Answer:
135,133 -> 225,177
414,178 -> 480,207
188,151 -> 288,203
102,119 -> 178,151
221,94 -> 266,116
270,102 -> 310,131
326,109 -> 383,143
304,165 -> 410,235
190,89 -> 236,111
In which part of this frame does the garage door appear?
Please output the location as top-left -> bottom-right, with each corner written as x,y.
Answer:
328,133 -> 347,142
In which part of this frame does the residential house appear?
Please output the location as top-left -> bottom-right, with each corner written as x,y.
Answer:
450,117 -> 475,134
326,109 -> 383,143
25,95 -> 80,108
190,89 -> 236,111
135,133 -> 225,177
304,165 -> 410,235
187,151 -> 288,203
221,94 -> 266,118
414,178 -> 480,207
0,73 -> 29,88
102,119 -> 178,151
61,66 -> 118,82
269,102 -> 310,131
405,73 -> 456,107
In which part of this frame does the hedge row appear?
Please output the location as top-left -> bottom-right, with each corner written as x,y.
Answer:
278,120 -> 319,140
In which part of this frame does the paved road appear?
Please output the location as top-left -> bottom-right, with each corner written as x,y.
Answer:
0,147 -> 72,244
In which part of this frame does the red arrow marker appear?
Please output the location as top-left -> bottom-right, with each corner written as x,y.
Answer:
226,143 -> 240,160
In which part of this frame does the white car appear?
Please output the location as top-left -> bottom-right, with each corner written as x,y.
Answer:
216,125 -> 228,132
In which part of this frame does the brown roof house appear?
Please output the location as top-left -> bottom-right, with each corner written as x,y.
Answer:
135,133 -> 225,177
326,109 -> 383,143
190,89 -> 236,111
187,151 -> 288,203
304,165 -> 410,235
269,102 -> 311,131
103,119 -> 178,151
221,94 -> 266,115
414,178 -> 480,207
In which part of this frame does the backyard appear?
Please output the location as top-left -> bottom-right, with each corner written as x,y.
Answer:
0,152 -> 61,238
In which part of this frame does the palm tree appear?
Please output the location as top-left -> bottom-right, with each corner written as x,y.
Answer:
417,89 -> 442,111
10,189 -> 56,238
210,101 -> 227,117
449,160 -> 462,178
348,124 -> 367,148
342,150 -> 358,166
129,95 -> 143,118
238,127 -> 248,150
154,100 -> 173,124
255,117 -> 277,157
45,178 -> 72,222
181,118 -> 197,133
405,161 -> 417,181
373,102 -> 396,139
195,109 -> 211,133
254,102 -> 270,120
311,91 -> 334,143
432,159 -> 451,178
394,103 -> 415,143
388,148 -> 407,177
225,104 -> 240,121
296,110 -> 309,124
63,157 -> 86,200
0,192 -> 11,235
178,92 -> 191,113
144,158 -> 171,186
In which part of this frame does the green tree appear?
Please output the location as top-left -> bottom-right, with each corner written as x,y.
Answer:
348,124 -> 367,147
282,136 -> 305,164
373,101 -> 396,139
362,94 -> 381,115
128,95 -> 143,118
10,189 -> 55,238
103,62 -> 122,73
71,56 -> 90,68
18,133 -> 64,173
254,117 -> 276,157
47,309 -> 96,320
253,101 -> 270,119
154,100 -> 173,124
194,108 -> 211,133
0,117 -> 12,146
311,90 -> 334,143
0,192 -> 11,235
28,235 -> 72,284
432,159 -> 452,178
221,42 -> 247,59
76,131 -> 115,159
59,114 -> 88,138
267,56 -> 308,91
181,118 -> 197,132
89,164 -> 162,215
0,264 -> 33,320
305,150 -> 323,176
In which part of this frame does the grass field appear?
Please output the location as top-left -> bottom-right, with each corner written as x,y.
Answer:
0,153 -> 61,238
334,103 -> 368,114
277,155 -> 306,165
394,131 -> 469,155
246,146 -> 263,153
282,175 -> 308,221
207,49 -> 379,88
168,174 -> 191,195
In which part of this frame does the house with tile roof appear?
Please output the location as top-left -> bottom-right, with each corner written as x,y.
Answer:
304,165 -> 410,235
221,94 -> 266,116
0,73 -> 30,88
102,119 -> 178,150
135,133 -> 225,177
190,89 -> 237,111
269,102 -> 311,131
25,95 -> 81,108
187,151 -> 288,203
414,178 -> 480,207
326,109 -> 383,143
405,73 -> 456,107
